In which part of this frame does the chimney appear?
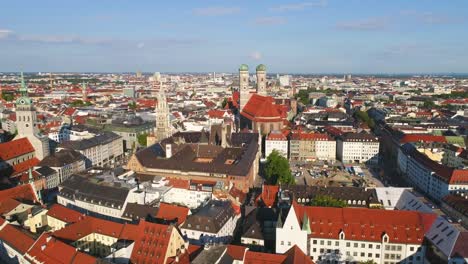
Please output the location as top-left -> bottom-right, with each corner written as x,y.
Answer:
166,144 -> 172,158
41,245 -> 46,251
46,236 -> 52,243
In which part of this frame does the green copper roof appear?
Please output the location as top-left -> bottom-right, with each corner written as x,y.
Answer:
445,136 -> 466,147
256,64 -> 266,71
239,64 -> 249,71
302,212 -> 311,234
19,72 -> 28,96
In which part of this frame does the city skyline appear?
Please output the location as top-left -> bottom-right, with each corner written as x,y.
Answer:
1,0 -> 468,73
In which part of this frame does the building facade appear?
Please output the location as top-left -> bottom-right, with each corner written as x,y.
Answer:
276,204 -> 437,264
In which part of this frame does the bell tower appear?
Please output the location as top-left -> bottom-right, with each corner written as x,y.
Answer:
15,72 -> 50,160
239,64 -> 250,112
256,64 -> 267,96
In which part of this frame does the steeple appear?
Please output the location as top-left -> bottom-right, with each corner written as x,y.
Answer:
155,82 -> 171,142
82,81 -> 87,101
20,72 -> 28,97
301,212 -> 311,234
28,168 -> 34,184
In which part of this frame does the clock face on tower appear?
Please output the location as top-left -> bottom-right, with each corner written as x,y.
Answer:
20,99 -> 26,105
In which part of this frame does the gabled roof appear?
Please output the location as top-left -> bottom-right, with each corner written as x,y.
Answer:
283,245 -> 315,264
0,184 -> 38,204
0,224 -> 35,254
288,204 -> 437,244
244,251 -> 287,264
399,134 -> 447,144
25,233 -> 96,264
0,137 -> 35,161
52,215 -> 125,242
241,94 -> 284,122
46,204 -> 84,224
155,203 -> 189,225
256,184 -> 279,207
128,220 -> 175,264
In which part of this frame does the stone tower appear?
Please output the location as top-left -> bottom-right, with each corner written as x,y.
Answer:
15,72 -> 50,160
256,64 -> 267,96
239,64 -> 250,112
82,81 -> 87,101
155,83 -> 171,142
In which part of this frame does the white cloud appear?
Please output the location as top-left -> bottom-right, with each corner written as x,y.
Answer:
137,42 -> 145,49
250,51 -> 262,60
0,29 -> 13,39
254,16 -> 287,26
336,18 -> 389,31
270,1 -> 327,12
193,7 -> 240,16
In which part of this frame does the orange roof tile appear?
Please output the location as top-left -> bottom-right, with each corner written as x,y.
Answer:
25,233 -> 96,264
128,220 -> 175,264
0,184 -> 38,204
46,204 -> 85,224
155,203 -> 189,225
0,224 -> 35,254
292,204 -> 437,244
256,185 -> 279,207
244,251 -> 287,264
0,138 -> 35,161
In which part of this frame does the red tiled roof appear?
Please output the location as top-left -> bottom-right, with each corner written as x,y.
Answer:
0,184 -> 38,204
267,131 -> 287,141
323,126 -> 344,137
207,109 -> 232,119
283,245 -> 315,264
399,134 -> 447,144
10,158 -> 40,177
52,216 -> 125,241
256,185 -> 279,207
46,204 -> 84,224
168,178 -> 190,189
155,203 -> 189,225
451,232 -> 468,258
244,251 -> 287,264
226,244 -> 247,260
0,197 -> 21,215
128,220 -> 175,264
25,233 -> 96,264
290,131 -> 331,141
0,224 -> 35,254
292,204 -> 437,244
0,138 -> 35,161
241,94 -> 284,122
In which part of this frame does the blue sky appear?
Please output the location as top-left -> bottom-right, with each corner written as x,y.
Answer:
1,0 -> 467,73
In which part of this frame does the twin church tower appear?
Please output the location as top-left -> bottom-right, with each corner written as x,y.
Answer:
239,64 -> 267,112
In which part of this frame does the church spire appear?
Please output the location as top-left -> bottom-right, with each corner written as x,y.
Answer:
19,72 -> 28,97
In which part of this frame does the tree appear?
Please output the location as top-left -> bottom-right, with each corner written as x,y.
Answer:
354,110 -> 375,129
295,89 -> 311,105
221,98 -> 228,109
128,101 -> 137,110
309,195 -> 347,207
137,133 -> 148,147
1,93 -> 14,102
264,150 -> 294,185
423,100 -> 436,109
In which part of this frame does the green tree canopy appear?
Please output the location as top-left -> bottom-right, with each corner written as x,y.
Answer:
128,101 -> 137,110
137,133 -> 148,147
354,110 -> 375,129
309,195 -> 348,208
221,98 -> 228,108
264,150 -> 294,185
1,93 -> 15,102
